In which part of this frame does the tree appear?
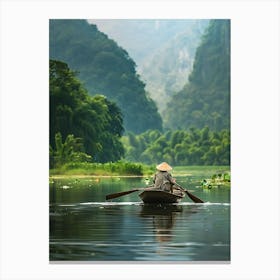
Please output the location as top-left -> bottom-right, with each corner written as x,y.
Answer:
122,128 -> 230,165
50,59 -> 125,162
50,132 -> 92,167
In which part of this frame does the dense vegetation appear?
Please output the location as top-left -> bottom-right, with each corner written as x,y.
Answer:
164,19 -> 230,130
49,59 -> 125,166
49,19 -> 162,133
122,127 -> 230,166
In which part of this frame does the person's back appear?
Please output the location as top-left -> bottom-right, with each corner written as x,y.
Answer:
153,162 -> 175,193
153,171 -> 174,192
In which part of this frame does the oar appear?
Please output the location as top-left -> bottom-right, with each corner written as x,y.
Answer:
105,188 -> 145,200
175,183 -> 204,203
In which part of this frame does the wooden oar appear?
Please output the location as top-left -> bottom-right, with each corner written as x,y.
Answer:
175,183 -> 204,203
105,188 -> 145,200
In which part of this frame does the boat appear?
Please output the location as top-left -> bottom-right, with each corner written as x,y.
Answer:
105,184 -> 203,204
138,189 -> 185,204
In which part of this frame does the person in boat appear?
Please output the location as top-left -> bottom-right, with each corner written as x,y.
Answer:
152,162 -> 177,193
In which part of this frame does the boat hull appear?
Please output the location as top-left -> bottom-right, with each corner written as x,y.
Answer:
139,190 -> 185,204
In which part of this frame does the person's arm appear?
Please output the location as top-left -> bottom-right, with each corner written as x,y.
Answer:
167,173 -> 176,185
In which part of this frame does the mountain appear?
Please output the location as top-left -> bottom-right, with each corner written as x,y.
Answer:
88,19 -> 209,113
49,19 -> 162,133
163,19 -> 230,131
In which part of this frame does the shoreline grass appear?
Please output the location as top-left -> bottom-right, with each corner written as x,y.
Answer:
49,162 -> 230,180
49,161 -> 155,177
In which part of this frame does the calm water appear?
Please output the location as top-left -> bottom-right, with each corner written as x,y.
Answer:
50,169 -> 230,262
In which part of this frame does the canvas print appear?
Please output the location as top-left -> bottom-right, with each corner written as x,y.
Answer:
49,19 -> 230,262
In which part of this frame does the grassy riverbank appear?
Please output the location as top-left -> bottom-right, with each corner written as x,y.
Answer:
49,161 -> 154,177
50,162 -> 230,183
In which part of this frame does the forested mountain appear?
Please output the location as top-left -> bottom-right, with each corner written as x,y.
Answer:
49,19 -> 162,133
164,19 -> 230,130
88,19 -> 209,113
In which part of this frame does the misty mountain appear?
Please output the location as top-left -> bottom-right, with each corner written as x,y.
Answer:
88,19 -> 209,113
164,19 -> 230,131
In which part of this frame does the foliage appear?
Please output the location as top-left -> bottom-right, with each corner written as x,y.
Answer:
49,19 -> 162,133
50,161 -> 152,176
50,132 -> 92,168
50,59 -> 124,163
164,19 -> 230,130
122,127 -> 230,166
200,171 -> 231,189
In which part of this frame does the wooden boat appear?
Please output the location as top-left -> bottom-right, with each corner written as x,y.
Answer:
139,189 -> 185,204
105,184 -> 203,203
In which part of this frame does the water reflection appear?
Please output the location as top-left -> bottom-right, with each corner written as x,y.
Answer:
140,205 -> 185,243
50,174 -> 230,261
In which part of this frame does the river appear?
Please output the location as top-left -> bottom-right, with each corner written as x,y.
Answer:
49,168 -> 230,262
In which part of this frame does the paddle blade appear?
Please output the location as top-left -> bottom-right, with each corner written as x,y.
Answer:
105,189 -> 140,200
175,183 -> 204,203
185,190 -> 204,203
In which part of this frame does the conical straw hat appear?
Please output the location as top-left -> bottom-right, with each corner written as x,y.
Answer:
156,162 -> 172,171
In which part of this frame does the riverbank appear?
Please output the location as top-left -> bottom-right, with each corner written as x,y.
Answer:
49,161 -> 155,177
49,174 -> 146,179
49,163 -> 230,182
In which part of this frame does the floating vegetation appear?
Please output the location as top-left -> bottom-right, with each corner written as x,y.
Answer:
200,171 -> 231,189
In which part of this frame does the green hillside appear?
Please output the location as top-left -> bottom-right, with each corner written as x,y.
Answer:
164,19 -> 230,131
89,19 -> 209,114
49,19 -> 162,133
